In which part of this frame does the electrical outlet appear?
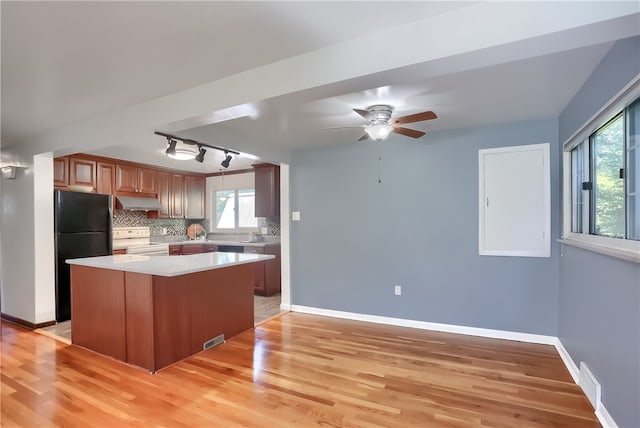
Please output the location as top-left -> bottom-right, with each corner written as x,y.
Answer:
261,227 -> 268,235
292,211 -> 301,221
394,285 -> 402,296
162,227 -> 167,235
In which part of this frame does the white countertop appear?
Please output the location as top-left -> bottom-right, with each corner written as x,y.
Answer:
167,240 -> 280,248
66,252 -> 275,277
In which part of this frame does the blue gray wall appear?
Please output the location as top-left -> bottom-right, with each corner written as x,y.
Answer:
559,246 -> 639,427
291,118 -> 560,335
558,36 -> 640,428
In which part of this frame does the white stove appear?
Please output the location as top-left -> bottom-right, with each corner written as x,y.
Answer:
113,227 -> 169,256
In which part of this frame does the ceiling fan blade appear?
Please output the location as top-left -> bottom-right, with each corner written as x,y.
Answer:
356,133 -> 370,141
321,125 -> 366,130
393,127 -> 425,138
394,111 -> 437,124
353,109 -> 370,120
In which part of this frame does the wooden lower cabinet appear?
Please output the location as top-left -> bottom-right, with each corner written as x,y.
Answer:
71,264 -> 254,373
244,245 -> 281,296
71,267 -> 127,361
169,244 -> 218,255
181,245 -> 203,255
112,249 -> 127,255
167,243 -> 280,296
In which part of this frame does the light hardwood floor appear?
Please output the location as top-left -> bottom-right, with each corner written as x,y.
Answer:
1,313 -> 599,427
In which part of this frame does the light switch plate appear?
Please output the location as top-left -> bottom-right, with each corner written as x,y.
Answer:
292,211 -> 301,221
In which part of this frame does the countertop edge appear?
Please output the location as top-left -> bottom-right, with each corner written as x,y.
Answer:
67,253 -> 275,277
159,240 -> 281,248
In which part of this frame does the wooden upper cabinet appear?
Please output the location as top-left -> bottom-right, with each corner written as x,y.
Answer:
116,164 -> 156,194
184,175 -> 205,219
96,162 -> 115,195
172,174 -> 185,218
54,155 -> 208,221
116,164 -> 138,193
69,157 -> 97,191
138,167 -> 157,193
157,172 -> 184,218
156,171 -> 171,218
53,157 -> 69,189
254,163 -> 280,218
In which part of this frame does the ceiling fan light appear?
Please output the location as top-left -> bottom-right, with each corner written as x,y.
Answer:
365,123 -> 393,140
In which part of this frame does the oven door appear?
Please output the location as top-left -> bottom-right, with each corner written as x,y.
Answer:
127,244 -> 169,256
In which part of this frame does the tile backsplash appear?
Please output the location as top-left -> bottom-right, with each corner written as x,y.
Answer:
113,210 -> 206,237
263,217 -> 281,236
113,210 -> 281,237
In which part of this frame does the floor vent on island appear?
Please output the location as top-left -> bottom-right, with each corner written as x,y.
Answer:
203,334 -> 225,351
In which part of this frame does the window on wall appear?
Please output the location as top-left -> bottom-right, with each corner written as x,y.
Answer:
592,113 -> 625,238
215,189 -> 257,229
565,92 -> 640,259
571,142 -> 587,233
628,98 -> 640,240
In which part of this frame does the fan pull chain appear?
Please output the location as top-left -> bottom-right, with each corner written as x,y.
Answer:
377,141 -> 383,184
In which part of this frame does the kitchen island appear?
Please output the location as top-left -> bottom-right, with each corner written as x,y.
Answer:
66,252 -> 274,373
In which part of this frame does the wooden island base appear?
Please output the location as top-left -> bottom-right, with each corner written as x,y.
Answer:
71,263 -> 254,373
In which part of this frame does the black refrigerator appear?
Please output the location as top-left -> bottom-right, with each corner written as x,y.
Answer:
54,190 -> 112,322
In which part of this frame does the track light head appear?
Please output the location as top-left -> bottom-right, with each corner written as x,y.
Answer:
195,147 -> 206,163
165,139 -> 177,156
221,151 -> 232,168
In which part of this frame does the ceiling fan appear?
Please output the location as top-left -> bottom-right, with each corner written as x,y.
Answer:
332,105 -> 438,141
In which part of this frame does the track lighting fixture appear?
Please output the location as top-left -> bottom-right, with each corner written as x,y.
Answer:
155,131 -> 239,165
165,139 -> 177,156
195,147 -> 206,163
165,137 -> 199,160
221,151 -> 232,169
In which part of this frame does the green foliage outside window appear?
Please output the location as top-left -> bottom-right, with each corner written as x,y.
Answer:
592,115 -> 625,238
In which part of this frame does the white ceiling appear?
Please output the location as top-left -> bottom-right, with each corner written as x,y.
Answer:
2,1 -> 639,173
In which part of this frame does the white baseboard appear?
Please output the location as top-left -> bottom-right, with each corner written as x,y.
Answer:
289,305 -> 619,428
280,303 -> 291,311
596,402 -> 619,428
289,305 -> 556,345
554,338 -> 580,383
555,338 -> 618,428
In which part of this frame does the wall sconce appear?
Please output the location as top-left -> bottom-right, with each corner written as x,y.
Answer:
1,166 -> 17,179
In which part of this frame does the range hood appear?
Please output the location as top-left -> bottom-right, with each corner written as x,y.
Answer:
116,196 -> 163,211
